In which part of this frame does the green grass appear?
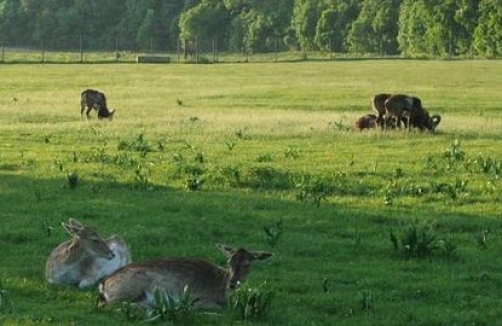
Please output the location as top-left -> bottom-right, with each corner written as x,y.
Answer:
1,60 -> 502,325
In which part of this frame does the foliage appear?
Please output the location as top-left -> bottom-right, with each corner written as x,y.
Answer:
390,222 -> 458,259
228,282 -> 274,321
144,286 -> 198,323
1,0 -> 502,57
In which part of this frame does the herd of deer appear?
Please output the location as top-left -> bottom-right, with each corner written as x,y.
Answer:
45,219 -> 273,310
355,93 -> 442,133
81,89 -> 441,134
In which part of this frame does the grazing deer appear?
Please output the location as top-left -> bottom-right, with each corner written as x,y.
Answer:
80,89 -> 115,120
384,94 -> 424,130
385,94 -> 441,132
98,244 -> 273,309
45,218 -> 131,289
410,107 -> 442,133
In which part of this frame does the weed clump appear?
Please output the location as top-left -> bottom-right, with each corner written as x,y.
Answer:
390,222 -> 458,259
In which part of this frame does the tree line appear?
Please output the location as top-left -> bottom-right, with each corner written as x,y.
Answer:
0,0 -> 501,58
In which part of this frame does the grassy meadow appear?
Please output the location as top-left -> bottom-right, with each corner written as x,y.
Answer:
1,60 -> 502,325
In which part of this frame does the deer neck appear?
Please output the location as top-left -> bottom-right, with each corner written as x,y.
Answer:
63,238 -> 90,263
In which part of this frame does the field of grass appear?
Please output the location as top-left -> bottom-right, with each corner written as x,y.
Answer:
1,60 -> 502,325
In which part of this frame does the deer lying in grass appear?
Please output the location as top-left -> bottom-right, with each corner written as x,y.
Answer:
355,114 -> 378,130
45,218 -> 131,289
97,244 -> 273,309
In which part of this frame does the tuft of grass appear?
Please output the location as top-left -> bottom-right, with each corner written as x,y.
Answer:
228,282 -> 274,322
144,286 -> 198,323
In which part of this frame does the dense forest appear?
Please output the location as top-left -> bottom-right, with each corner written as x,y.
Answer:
0,0 -> 501,58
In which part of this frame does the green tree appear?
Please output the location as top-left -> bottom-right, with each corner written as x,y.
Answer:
314,0 -> 360,53
426,0 -> 458,57
454,0 -> 479,56
398,0 -> 429,57
0,0 -> 27,45
473,0 -> 502,57
347,0 -> 400,55
225,0 -> 294,53
34,8 -> 58,47
293,0 -> 324,53
137,9 -> 156,51
179,0 -> 230,48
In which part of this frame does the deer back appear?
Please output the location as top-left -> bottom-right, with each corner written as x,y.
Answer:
98,244 -> 273,309
372,93 -> 391,116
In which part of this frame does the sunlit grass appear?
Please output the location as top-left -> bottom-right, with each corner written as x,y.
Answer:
1,61 -> 502,325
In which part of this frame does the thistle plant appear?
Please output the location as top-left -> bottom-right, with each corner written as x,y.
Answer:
263,218 -> 284,248
144,286 -> 198,323
229,282 -> 274,321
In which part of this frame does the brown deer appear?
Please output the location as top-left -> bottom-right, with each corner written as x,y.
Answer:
371,93 -> 392,128
80,89 -> 115,120
45,218 -> 131,288
97,244 -> 273,309
410,107 -> 441,132
355,114 -> 378,130
384,94 -> 423,130
384,94 -> 441,132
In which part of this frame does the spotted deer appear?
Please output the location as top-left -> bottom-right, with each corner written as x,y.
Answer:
97,244 -> 273,309
45,218 -> 131,288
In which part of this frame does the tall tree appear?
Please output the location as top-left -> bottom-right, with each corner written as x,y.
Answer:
397,0 -> 429,57
293,0 -> 324,53
473,0 -> 502,57
454,0 -> 479,56
347,0 -> 400,55
137,9 -> 156,51
179,0 -> 230,51
314,0 -> 360,53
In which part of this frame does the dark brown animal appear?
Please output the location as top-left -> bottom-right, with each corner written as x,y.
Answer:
384,94 -> 424,130
410,108 -> 441,132
371,93 -> 392,128
80,89 -> 115,120
355,114 -> 378,130
97,244 -> 273,309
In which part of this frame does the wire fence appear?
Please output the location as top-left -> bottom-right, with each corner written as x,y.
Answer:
0,36 -> 392,64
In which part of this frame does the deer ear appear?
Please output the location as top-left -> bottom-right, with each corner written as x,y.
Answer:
216,243 -> 236,257
252,251 -> 274,262
63,218 -> 85,235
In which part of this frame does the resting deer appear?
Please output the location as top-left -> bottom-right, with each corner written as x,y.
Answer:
97,244 -> 273,309
45,218 -> 131,289
355,114 -> 378,130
